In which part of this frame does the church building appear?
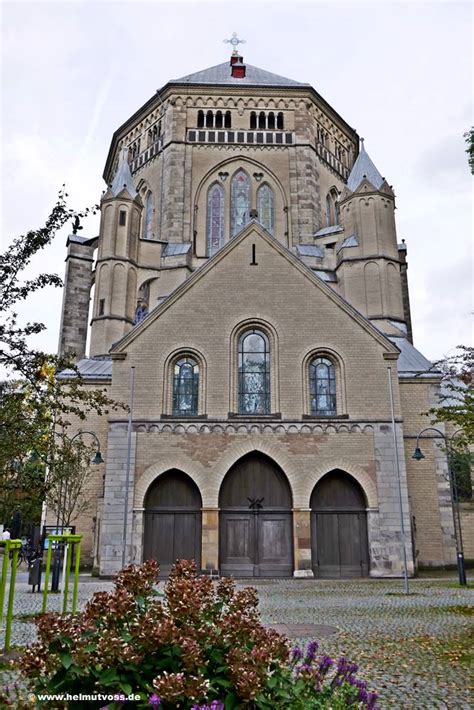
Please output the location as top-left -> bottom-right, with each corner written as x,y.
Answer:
56,40 -> 458,578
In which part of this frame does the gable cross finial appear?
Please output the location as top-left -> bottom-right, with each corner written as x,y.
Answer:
224,32 -> 246,56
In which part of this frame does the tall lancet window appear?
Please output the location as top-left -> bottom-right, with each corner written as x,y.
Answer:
173,357 -> 199,416
206,183 -> 225,256
143,192 -> 153,239
309,357 -> 336,415
257,183 -> 275,235
231,170 -> 250,236
238,330 -> 270,415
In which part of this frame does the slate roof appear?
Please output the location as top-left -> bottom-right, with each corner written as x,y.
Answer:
337,235 -> 358,252
296,244 -> 324,258
162,243 -> 191,257
58,358 -> 112,380
313,269 -> 337,282
314,225 -> 344,238
347,140 -> 385,192
388,337 -> 437,377
111,147 -> 137,197
173,62 -> 308,87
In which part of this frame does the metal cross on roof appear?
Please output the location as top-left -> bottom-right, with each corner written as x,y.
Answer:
223,32 -> 246,55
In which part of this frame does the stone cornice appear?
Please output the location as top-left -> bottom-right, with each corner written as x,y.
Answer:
107,418 -> 403,435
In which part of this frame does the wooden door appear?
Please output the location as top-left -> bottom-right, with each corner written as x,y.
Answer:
143,470 -> 202,576
311,470 -> 369,578
219,452 -> 293,577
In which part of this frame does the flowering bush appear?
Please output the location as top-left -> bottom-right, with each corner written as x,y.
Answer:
13,560 -> 377,708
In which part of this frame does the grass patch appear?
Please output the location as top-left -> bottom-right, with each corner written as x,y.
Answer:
440,605 -> 474,617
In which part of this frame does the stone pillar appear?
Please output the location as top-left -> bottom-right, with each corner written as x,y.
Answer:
293,509 -> 314,578
99,425 -> 136,576
202,508 -> 219,571
58,235 -> 96,359
370,423 -> 415,577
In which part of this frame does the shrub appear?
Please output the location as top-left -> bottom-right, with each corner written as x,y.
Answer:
13,560 -> 377,708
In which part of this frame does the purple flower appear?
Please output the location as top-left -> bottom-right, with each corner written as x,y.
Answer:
305,640 -> 319,662
291,645 -> 303,662
210,703 -> 224,710
367,692 -> 379,709
318,654 -> 334,674
359,688 -> 369,703
148,694 -> 161,707
337,656 -> 349,674
297,662 -> 312,674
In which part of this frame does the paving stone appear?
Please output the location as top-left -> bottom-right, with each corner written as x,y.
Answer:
0,574 -> 472,709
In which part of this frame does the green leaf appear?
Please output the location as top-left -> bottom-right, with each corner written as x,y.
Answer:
120,682 -> 133,695
99,667 -> 119,685
60,652 -> 72,669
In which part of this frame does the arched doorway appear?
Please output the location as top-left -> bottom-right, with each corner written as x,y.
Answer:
143,470 -> 202,576
219,452 -> 293,577
310,470 -> 369,578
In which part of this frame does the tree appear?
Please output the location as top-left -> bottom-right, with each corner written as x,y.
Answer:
0,189 -> 123,526
45,436 -> 96,529
465,127 -> 474,175
429,345 -> 473,500
429,345 -> 474,445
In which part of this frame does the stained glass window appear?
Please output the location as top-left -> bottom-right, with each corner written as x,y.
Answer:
310,357 -> 336,415
231,170 -> 250,236
206,183 -> 224,256
173,358 -> 199,416
257,184 -> 275,235
143,192 -> 153,239
238,330 -> 270,414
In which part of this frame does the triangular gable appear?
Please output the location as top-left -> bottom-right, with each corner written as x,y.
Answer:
111,222 -> 400,357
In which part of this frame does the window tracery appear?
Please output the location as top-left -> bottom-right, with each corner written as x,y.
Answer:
206,183 -> 225,255
231,170 -> 250,236
257,183 -> 275,235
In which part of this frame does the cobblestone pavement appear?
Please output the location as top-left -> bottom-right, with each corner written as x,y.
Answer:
1,573 -> 472,709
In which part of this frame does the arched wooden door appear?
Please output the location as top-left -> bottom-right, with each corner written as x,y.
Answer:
219,452 -> 293,577
143,470 -> 202,576
311,470 -> 369,578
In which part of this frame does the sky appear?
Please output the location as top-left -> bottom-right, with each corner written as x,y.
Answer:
1,0 -> 472,362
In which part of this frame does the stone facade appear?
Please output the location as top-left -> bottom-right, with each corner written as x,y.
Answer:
54,52 -> 459,577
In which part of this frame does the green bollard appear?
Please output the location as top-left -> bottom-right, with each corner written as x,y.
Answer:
62,543 -> 72,614
72,540 -> 82,613
42,539 -> 54,614
0,541 -> 10,626
4,540 -> 21,651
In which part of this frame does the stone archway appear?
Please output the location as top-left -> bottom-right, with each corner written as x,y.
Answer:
310,470 -> 369,578
143,469 -> 202,576
219,452 -> 293,577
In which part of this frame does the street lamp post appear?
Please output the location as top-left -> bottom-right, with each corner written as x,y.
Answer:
412,427 -> 467,586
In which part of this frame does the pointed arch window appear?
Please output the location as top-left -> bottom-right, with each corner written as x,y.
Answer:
143,192 -> 153,239
173,357 -> 199,416
310,357 -> 336,415
257,183 -> 275,235
325,194 -> 332,227
238,330 -> 270,414
206,183 -> 225,256
231,170 -> 250,236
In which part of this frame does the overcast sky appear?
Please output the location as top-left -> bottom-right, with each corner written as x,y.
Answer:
1,0 -> 472,361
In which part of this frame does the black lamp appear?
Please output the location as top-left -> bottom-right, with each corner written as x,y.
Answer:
412,447 -> 425,461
